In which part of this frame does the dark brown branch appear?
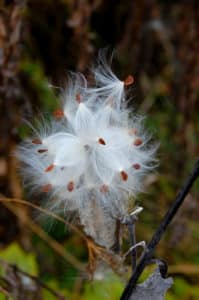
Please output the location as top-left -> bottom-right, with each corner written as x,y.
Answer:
120,158 -> 199,300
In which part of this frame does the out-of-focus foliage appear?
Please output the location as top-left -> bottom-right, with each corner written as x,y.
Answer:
0,0 -> 198,299
0,243 -> 38,275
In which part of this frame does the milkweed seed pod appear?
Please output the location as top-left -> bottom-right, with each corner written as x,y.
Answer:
16,51 -> 157,249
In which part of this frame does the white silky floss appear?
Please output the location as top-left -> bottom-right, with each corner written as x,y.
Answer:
17,52 -> 157,249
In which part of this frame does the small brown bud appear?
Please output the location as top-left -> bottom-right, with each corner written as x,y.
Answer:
53,109 -> 64,119
133,138 -> 143,146
124,75 -> 134,86
32,139 -> 42,145
45,164 -> 55,172
98,138 -> 106,145
100,184 -> 109,193
128,128 -> 138,135
132,163 -> 141,170
42,184 -> 52,192
120,170 -> 128,181
76,94 -> 82,103
67,181 -> 74,192
38,149 -> 48,153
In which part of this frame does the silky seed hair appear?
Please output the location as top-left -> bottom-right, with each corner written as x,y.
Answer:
16,51 -> 157,248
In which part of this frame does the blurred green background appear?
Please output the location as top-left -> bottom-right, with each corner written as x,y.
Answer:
0,0 -> 198,299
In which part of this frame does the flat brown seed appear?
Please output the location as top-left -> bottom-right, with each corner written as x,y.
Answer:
32,139 -> 42,145
42,184 -> 52,192
38,149 -> 48,153
132,163 -> 141,170
128,128 -> 138,135
67,181 -> 74,192
76,94 -> 81,103
98,138 -> 106,145
124,75 -> 134,86
100,184 -> 109,193
45,164 -> 54,172
53,109 -> 64,119
133,138 -> 143,146
120,170 -> 128,181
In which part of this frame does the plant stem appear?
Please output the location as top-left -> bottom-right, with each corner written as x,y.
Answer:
127,222 -> 137,271
120,158 -> 199,300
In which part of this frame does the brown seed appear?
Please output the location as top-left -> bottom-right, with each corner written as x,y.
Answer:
67,181 -> 74,192
32,139 -> 42,145
124,75 -> 134,86
42,184 -> 52,193
76,94 -> 81,103
53,109 -> 64,119
98,138 -> 106,145
132,163 -> 141,170
128,128 -> 138,135
120,170 -> 128,181
38,149 -> 48,153
133,138 -> 143,146
100,184 -> 109,193
45,164 -> 55,172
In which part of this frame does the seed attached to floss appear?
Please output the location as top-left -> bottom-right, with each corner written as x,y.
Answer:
16,52 -> 157,251
133,163 -> 141,170
98,138 -> 106,145
53,109 -> 64,119
124,75 -> 134,86
42,184 -> 52,193
67,181 -> 74,192
133,138 -> 143,146
76,93 -> 82,103
128,128 -> 138,135
45,164 -> 55,172
120,170 -> 128,181
38,149 -> 48,153
100,184 -> 109,193
32,139 -> 42,145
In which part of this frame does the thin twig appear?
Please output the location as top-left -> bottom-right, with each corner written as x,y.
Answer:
127,223 -> 137,270
123,241 -> 146,259
0,275 -> 11,296
0,196 -> 85,239
14,264 -> 66,300
120,158 -> 199,300
0,259 -> 66,299
1,201 -> 85,272
124,207 -> 143,271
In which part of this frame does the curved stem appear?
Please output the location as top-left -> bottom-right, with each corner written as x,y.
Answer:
120,158 -> 199,300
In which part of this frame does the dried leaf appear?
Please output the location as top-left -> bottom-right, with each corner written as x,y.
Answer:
130,268 -> 173,300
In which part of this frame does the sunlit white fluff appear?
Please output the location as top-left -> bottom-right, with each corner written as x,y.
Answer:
16,52 -> 157,248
